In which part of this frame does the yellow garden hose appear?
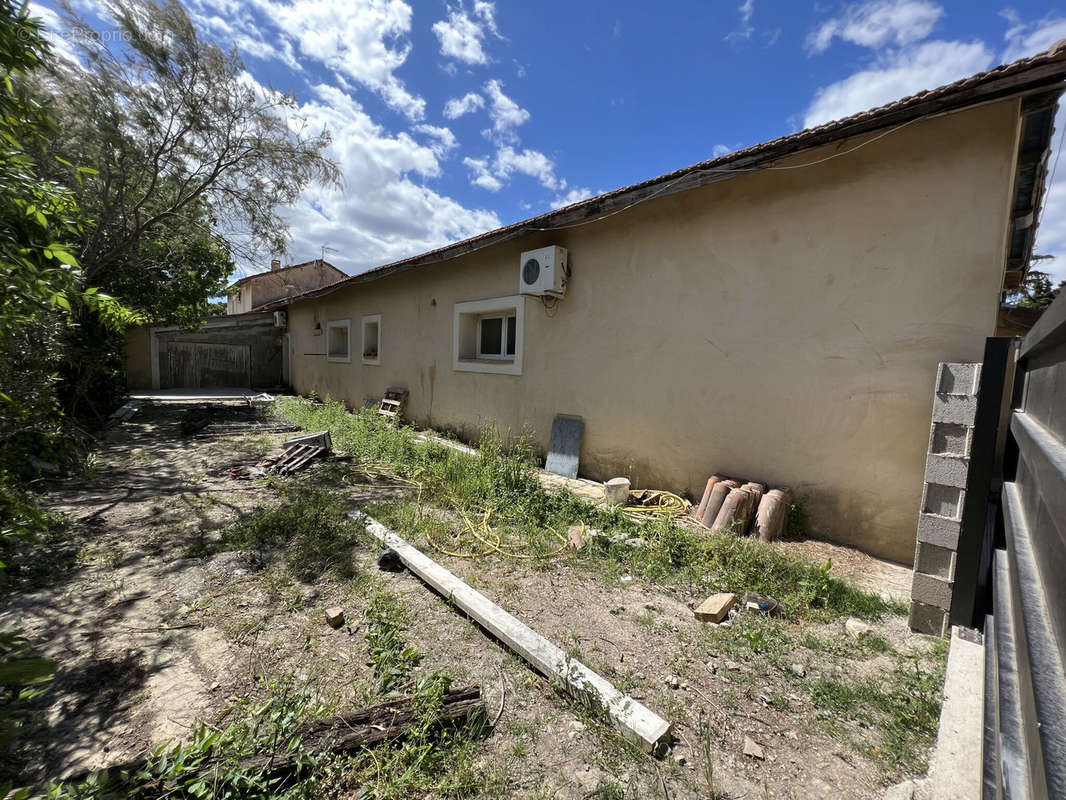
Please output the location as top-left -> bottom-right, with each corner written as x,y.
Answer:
621,489 -> 691,519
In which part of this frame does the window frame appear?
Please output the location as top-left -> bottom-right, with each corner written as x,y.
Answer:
361,313 -> 382,365
475,312 -> 517,360
325,318 -> 351,363
453,296 -> 524,376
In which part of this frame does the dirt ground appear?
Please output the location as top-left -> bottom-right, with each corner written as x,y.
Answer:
1,399 -> 937,799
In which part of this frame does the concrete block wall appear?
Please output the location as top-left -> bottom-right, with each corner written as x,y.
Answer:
908,362 -> 981,636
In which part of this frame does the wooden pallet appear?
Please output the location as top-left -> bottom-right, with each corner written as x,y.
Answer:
274,443 -> 326,475
379,388 -> 409,420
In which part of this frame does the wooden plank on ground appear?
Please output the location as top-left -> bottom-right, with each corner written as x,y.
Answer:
355,512 -> 673,754
694,592 -> 736,623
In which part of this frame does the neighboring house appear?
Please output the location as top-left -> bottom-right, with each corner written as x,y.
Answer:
267,47 -> 1061,564
226,259 -> 346,314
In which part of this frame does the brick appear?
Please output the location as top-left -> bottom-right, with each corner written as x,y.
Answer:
915,542 -> 956,580
917,513 -> 962,549
923,483 -> 963,520
931,394 -> 979,425
908,600 -> 949,637
924,454 -> 970,489
694,592 -> 736,623
930,422 -> 971,456
911,572 -> 953,610
937,363 -> 980,396
325,607 -> 345,628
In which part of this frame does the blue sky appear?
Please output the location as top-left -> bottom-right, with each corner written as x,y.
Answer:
32,1 -> 1066,284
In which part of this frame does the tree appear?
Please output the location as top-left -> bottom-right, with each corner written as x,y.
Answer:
1008,267 -> 1063,311
42,0 -> 340,319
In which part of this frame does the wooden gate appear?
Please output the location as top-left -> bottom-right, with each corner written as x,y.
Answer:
162,341 -> 251,388
982,291 -> 1066,798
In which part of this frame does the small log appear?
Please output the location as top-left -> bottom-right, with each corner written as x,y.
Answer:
711,487 -> 756,533
755,488 -> 792,542
700,479 -> 739,527
66,685 -> 483,786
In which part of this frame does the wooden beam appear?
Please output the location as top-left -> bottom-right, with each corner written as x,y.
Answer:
356,512 -> 673,754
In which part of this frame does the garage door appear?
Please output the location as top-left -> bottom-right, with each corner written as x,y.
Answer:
163,342 -> 251,388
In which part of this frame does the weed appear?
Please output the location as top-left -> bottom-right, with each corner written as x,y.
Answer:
593,778 -> 626,800
364,589 -> 422,695
223,482 -> 362,582
808,641 -> 948,776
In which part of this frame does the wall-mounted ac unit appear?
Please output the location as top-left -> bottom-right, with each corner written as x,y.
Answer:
519,245 -> 568,297
273,310 -> 288,328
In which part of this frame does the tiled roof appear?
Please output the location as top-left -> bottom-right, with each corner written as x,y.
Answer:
229,259 -> 344,288
270,41 -> 1066,309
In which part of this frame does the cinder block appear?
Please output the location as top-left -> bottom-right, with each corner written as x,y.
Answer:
924,454 -> 970,489
930,422 -> 971,457
912,572 -> 954,610
931,394 -> 979,425
923,484 -> 964,520
915,542 -> 956,580
937,363 -> 980,396
909,600 -> 949,637
917,513 -> 962,549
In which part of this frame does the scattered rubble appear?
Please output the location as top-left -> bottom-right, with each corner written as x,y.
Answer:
324,607 -> 345,628
694,592 -> 736,623
845,617 -> 874,638
743,736 -> 765,760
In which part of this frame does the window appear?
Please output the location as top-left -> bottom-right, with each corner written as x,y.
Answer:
326,319 -> 350,363
362,314 -> 381,365
453,296 -> 524,375
476,313 -> 517,359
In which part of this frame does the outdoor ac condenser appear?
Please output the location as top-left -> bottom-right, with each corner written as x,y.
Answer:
519,245 -> 568,297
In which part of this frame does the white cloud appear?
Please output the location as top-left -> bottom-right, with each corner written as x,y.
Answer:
807,0 -> 943,54
462,156 -> 504,191
443,92 -> 485,119
414,124 -> 458,156
493,146 -> 558,190
711,144 -> 732,157
726,0 -> 755,42
256,80 -> 499,273
473,1 -> 500,36
1001,11 -> 1066,62
551,186 -> 593,209
27,2 -> 82,65
433,5 -> 490,65
483,78 -> 529,141
188,0 -> 425,120
802,40 -> 992,127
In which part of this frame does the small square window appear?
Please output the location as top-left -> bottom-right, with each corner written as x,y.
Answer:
362,314 -> 381,365
477,314 -> 516,360
326,319 -> 350,363
453,296 -> 524,375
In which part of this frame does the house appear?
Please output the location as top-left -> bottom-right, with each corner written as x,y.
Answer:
226,258 -> 346,314
264,46 -> 1064,565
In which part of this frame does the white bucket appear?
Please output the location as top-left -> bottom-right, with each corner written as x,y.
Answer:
604,477 -> 631,508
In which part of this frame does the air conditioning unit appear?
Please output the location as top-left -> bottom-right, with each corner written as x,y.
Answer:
273,310 -> 288,328
519,246 -> 568,297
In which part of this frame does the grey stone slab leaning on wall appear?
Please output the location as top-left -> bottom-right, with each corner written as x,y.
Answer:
909,362 -> 981,637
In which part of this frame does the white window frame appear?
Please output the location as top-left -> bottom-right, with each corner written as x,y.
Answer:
326,319 -> 351,363
453,296 -> 524,376
361,313 -> 381,365
475,312 -> 517,360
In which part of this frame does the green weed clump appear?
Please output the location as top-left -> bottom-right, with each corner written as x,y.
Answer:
808,639 -> 948,775
223,483 -> 361,582
276,396 -> 897,621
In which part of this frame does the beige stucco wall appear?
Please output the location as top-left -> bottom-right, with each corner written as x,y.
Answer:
288,100 -> 1021,564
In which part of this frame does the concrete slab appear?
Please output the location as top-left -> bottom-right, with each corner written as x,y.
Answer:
915,626 -> 985,800
128,388 -> 278,401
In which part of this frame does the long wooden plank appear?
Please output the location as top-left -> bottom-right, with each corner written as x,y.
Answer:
354,512 -> 673,754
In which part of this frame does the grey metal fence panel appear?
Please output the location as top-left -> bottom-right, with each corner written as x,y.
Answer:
984,290 -> 1066,799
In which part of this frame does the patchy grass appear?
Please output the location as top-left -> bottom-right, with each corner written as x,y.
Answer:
221,482 -> 363,582
277,396 -> 899,622
808,638 -> 948,776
